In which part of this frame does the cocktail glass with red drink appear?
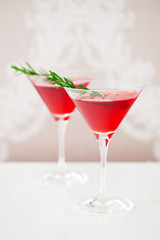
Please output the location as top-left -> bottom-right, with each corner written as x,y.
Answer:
66,80 -> 143,214
29,76 -> 91,186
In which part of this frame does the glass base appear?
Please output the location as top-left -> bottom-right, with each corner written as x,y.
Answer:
76,195 -> 133,214
38,169 -> 88,187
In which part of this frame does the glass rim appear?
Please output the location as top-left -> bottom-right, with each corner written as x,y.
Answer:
65,81 -> 145,92
27,75 -> 92,82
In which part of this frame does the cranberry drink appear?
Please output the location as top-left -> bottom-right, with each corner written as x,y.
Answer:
73,90 -> 139,138
30,77 -> 90,121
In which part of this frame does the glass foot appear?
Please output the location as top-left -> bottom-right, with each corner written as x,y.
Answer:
76,195 -> 133,214
38,169 -> 88,187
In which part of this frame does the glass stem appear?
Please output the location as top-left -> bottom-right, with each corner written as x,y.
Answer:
98,134 -> 110,199
57,120 -> 68,169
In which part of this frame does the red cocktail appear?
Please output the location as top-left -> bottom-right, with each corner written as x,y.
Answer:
74,90 -> 139,139
31,77 -> 90,121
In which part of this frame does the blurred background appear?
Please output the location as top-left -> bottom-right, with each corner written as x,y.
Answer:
0,0 -> 159,162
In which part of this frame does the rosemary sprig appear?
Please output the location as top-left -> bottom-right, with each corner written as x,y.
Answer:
11,62 -> 48,76
48,71 -> 103,97
11,63 -> 103,97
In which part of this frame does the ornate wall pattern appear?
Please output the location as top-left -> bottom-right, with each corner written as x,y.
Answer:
0,0 -> 159,161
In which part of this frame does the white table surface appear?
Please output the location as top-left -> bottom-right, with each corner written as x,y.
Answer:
0,162 -> 160,240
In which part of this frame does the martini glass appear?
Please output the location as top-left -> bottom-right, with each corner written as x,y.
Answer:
65,81 -> 143,214
28,75 -> 91,186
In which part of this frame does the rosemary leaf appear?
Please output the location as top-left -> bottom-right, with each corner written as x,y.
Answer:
11,63 -> 103,97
